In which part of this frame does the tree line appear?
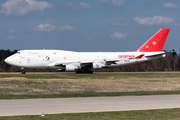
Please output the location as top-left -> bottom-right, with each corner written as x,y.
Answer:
0,49 -> 178,72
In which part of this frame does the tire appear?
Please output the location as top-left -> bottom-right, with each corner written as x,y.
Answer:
22,70 -> 26,74
76,70 -> 93,74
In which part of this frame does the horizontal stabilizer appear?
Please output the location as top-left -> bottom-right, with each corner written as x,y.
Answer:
145,53 -> 166,58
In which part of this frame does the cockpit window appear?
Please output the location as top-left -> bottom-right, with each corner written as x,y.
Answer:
16,52 -> 20,54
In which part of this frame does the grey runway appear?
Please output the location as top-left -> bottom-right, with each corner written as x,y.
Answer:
0,95 -> 180,116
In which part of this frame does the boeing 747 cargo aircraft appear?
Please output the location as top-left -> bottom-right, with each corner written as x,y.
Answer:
5,28 -> 170,74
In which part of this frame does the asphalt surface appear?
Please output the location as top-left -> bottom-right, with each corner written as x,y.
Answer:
0,95 -> 180,116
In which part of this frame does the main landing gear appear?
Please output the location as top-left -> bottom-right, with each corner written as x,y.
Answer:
76,69 -> 93,74
21,68 -> 26,74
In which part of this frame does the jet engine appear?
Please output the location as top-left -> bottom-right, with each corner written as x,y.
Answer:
92,62 -> 105,69
65,64 -> 76,71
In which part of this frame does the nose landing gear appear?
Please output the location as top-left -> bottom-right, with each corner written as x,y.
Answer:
21,68 -> 26,74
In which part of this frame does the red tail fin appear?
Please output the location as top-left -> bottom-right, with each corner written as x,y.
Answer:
135,28 -> 170,52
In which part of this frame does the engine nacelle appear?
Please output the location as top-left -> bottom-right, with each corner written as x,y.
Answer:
92,62 -> 104,69
65,64 -> 76,71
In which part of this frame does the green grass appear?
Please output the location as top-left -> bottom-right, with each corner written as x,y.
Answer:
1,90 -> 180,100
1,73 -> 180,79
0,73 -> 180,99
1,108 -> 180,120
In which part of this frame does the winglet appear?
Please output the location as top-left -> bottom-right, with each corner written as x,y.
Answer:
135,54 -> 145,59
135,28 -> 170,52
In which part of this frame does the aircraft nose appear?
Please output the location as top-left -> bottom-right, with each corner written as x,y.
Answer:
4,57 -> 10,64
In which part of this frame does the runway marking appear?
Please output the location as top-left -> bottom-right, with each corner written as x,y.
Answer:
1,99 -> 180,108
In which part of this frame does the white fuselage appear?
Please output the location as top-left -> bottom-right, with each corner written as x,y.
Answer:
5,50 -> 165,71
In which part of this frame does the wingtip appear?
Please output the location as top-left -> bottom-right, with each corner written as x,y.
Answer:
135,54 -> 145,59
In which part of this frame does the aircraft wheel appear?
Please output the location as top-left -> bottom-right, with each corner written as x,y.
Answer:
76,70 -> 82,74
22,70 -> 26,74
76,71 -> 80,74
76,70 -> 93,74
87,70 -> 93,74
83,70 -> 93,74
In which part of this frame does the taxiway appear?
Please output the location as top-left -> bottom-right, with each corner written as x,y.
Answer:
0,95 -> 180,116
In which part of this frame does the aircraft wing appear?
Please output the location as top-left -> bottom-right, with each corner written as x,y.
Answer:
47,60 -> 94,67
47,61 -> 75,67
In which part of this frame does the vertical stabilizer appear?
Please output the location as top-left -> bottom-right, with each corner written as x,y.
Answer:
135,28 -> 170,52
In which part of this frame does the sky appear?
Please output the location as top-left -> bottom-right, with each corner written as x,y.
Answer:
0,0 -> 179,52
